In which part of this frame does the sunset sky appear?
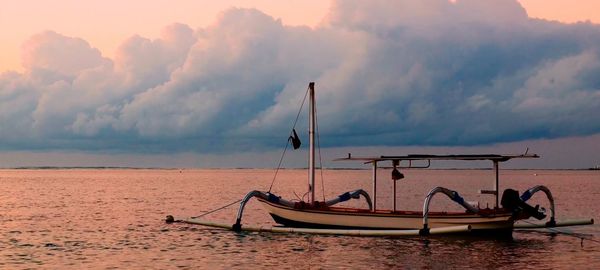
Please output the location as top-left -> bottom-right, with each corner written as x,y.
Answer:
1,0 -> 600,168
2,0 -> 600,72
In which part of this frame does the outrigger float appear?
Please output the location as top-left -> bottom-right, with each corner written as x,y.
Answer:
167,82 -> 594,237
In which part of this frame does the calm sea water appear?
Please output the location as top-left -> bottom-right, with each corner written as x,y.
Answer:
1,169 -> 599,269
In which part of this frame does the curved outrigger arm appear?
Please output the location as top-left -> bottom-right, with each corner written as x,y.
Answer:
324,189 -> 373,210
421,187 -> 480,235
232,191 -> 294,231
520,185 -> 556,226
232,189 -> 373,231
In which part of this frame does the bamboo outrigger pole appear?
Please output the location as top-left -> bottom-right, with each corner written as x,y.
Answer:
179,218 -> 472,236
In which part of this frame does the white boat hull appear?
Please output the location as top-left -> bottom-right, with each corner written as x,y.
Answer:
258,199 -> 514,231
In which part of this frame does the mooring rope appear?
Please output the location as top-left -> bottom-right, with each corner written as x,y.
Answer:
190,199 -> 242,219
518,219 -> 600,247
268,85 -> 311,192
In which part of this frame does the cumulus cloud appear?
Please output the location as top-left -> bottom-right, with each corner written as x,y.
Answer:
1,0 -> 600,153
21,31 -> 109,79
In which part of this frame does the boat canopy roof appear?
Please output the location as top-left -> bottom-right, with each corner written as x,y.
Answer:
335,153 -> 539,163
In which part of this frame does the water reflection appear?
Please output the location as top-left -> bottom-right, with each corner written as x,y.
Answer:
0,169 -> 598,269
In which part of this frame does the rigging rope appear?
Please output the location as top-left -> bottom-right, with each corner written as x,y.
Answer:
315,97 -> 326,201
268,85 -> 311,192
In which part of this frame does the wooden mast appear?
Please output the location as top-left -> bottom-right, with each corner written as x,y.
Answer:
308,82 -> 315,204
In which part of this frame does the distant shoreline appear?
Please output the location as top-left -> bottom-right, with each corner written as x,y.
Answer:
2,167 -> 599,171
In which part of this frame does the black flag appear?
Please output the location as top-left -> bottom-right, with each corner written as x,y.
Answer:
289,129 -> 301,149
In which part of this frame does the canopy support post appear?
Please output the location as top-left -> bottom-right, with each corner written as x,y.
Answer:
372,161 -> 377,212
493,160 -> 499,208
393,177 -> 397,212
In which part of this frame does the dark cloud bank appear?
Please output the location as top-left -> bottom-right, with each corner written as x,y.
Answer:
2,0 -> 600,156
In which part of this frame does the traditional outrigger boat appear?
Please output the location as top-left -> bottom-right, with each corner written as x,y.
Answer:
172,82 -> 593,236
